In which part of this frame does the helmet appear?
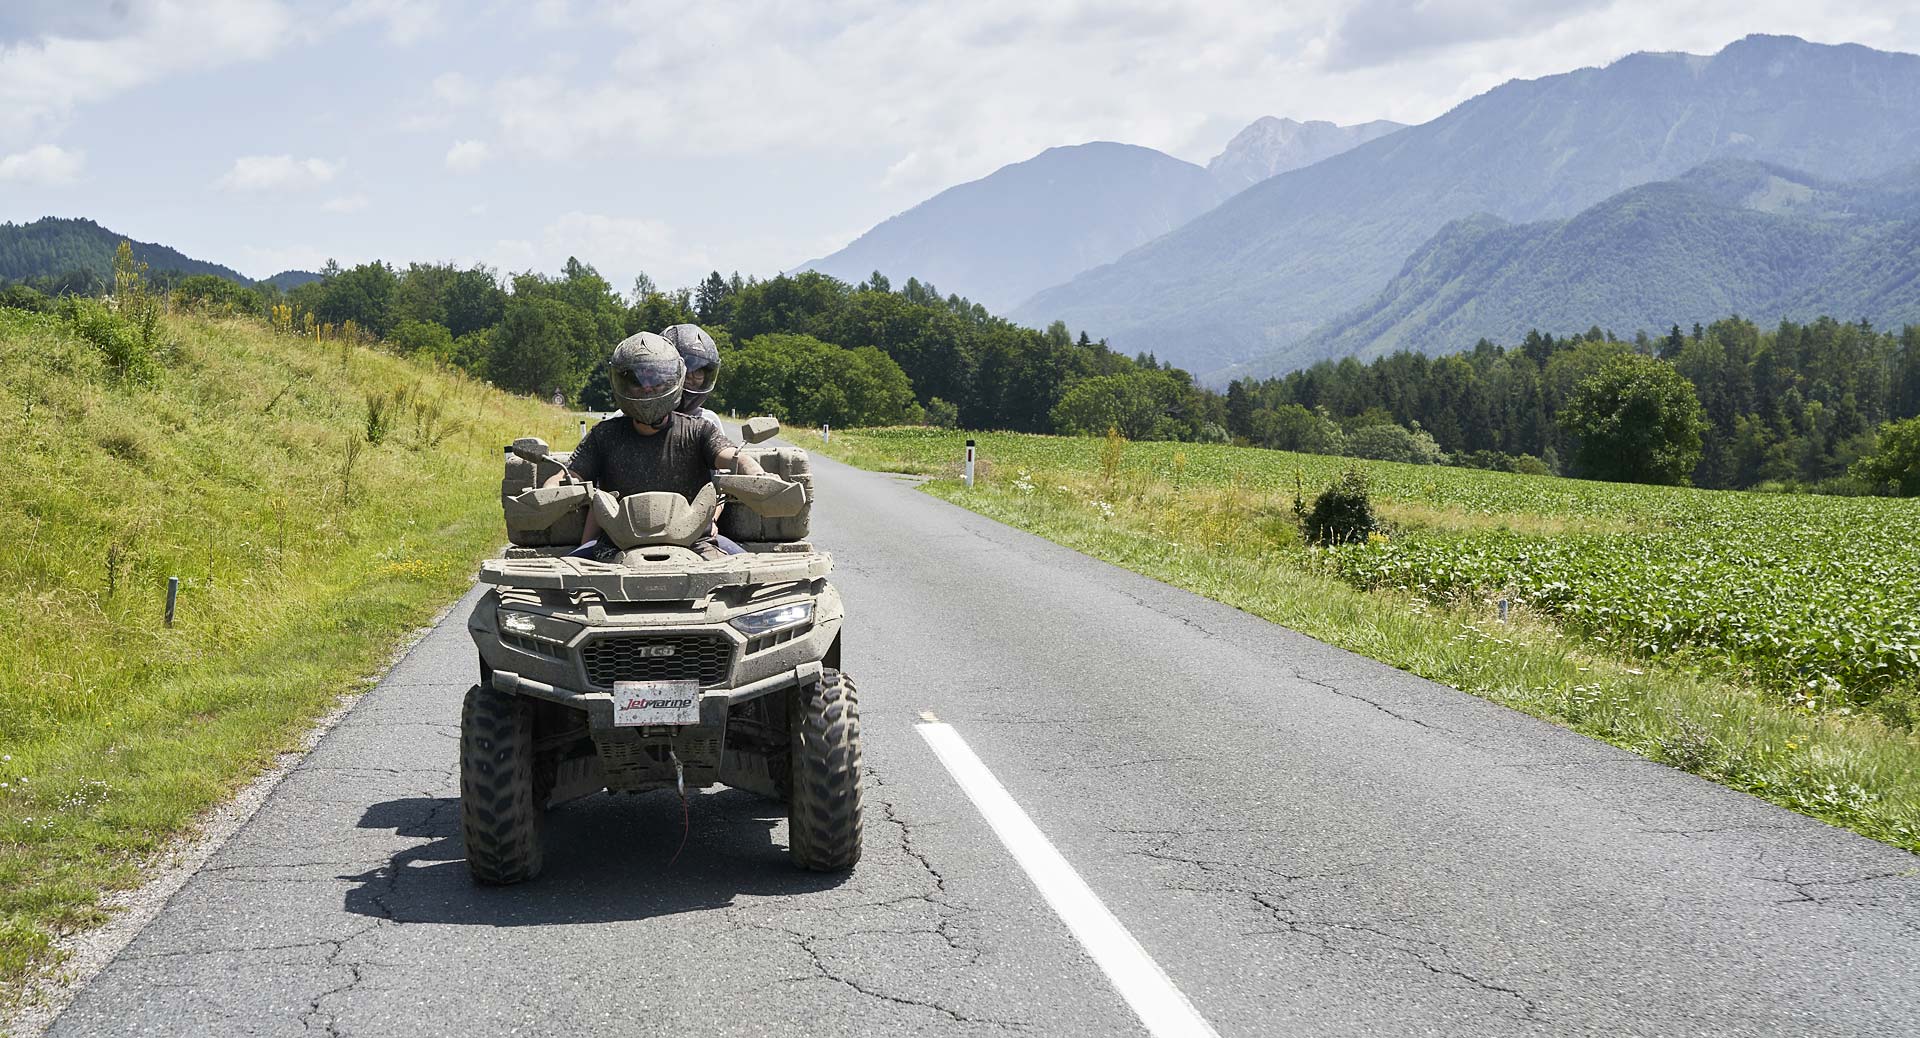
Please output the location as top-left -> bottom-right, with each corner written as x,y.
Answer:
607,331 -> 684,426
660,323 -> 720,415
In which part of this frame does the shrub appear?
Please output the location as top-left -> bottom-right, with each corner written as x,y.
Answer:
1298,466 -> 1379,545
0,283 -> 53,313
59,296 -> 156,384
1510,454 -> 1552,476
1345,422 -> 1446,465
389,319 -> 456,360
1850,417 -> 1920,497
924,397 -> 959,429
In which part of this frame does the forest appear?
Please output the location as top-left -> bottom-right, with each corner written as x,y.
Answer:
1233,320 -> 1920,492
4,250 -> 1916,495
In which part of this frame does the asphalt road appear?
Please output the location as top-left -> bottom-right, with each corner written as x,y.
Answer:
46,449 -> 1920,1037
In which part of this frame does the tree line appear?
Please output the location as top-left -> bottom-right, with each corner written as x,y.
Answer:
6,248 -> 1917,495
89,256 -> 1198,435
1230,319 -> 1920,492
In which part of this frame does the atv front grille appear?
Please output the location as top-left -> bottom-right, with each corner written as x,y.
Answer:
579,632 -> 734,688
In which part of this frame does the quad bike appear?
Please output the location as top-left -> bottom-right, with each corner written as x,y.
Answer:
462,417 -> 860,884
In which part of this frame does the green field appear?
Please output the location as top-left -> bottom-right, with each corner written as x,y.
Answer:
800,427 -> 1920,853
0,307 -> 569,1010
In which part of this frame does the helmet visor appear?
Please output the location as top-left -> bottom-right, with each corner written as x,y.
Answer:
611,354 -> 682,402
683,363 -> 717,394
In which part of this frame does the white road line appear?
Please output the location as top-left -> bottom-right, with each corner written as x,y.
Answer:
916,721 -> 1224,1038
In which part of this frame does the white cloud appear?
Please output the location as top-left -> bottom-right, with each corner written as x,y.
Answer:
332,0 -> 444,44
485,211 -> 710,290
445,138 -> 490,172
0,143 -> 82,184
217,155 -> 341,192
321,193 -> 369,213
1322,0 -> 1616,69
0,0 -> 292,140
464,0 -> 1920,207
528,0 -> 575,29
431,71 -> 477,106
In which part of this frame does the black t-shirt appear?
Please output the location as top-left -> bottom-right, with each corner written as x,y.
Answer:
566,413 -> 728,502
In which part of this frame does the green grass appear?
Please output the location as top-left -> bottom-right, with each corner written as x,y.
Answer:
798,426 -> 1920,855
0,309 -> 572,1013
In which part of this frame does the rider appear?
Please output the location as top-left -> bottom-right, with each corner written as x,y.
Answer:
548,331 -> 761,558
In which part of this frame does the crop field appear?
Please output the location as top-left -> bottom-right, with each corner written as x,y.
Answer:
811,427 -> 1920,717
801,426 -> 1920,851
1333,506 -> 1920,715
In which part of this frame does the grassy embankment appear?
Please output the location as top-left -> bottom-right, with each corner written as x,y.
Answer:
798,427 -> 1920,854
0,308 -> 569,1010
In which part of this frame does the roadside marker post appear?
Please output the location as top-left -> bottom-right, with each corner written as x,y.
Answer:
823,423 -> 830,444
964,439 -> 976,487
577,418 -> 586,441
164,576 -> 179,628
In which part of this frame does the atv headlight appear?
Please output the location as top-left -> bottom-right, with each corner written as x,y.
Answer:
496,608 -> 576,645
729,601 -> 812,636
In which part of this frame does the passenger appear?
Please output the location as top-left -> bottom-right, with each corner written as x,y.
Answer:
660,323 -> 726,433
546,331 -> 761,559
660,323 -> 747,555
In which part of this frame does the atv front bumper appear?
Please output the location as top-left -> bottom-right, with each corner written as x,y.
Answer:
484,659 -> 823,732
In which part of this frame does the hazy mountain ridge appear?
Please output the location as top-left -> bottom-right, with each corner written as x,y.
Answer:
1206,117 -> 1405,190
795,142 -> 1227,312
1012,35 -> 1920,381
263,270 -> 324,291
1281,160 -> 1920,367
0,216 -> 250,286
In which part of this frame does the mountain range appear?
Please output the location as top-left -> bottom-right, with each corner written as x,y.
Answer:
1292,159 -> 1920,366
797,117 -> 1402,313
1205,117 -> 1404,190
795,142 -> 1226,312
1011,34 -> 1920,381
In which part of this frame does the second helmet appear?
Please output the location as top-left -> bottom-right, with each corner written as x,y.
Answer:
660,323 -> 720,415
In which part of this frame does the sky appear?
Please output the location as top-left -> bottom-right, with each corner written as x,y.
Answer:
2,0 -> 1917,295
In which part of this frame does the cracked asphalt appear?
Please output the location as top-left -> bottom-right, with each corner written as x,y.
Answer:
47,452 -> 1920,1036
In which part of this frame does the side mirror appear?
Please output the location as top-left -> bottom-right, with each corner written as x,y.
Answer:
507,437 -> 575,481
742,416 -> 781,444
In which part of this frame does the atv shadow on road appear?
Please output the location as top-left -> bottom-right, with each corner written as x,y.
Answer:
341,788 -> 851,926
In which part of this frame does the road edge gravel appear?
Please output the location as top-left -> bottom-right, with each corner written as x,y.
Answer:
4,598 -> 466,1038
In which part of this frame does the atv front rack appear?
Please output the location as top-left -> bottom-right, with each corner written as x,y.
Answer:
477,552 -> 832,604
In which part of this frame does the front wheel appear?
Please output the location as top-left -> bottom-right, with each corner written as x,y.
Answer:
788,669 -> 863,870
460,683 -> 544,884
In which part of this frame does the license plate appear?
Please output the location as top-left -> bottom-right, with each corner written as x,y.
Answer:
611,680 -> 701,727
